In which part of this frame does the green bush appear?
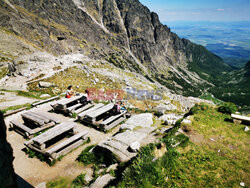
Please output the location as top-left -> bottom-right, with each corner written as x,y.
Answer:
218,102 -> 237,114
72,173 -> 87,187
77,145 -> 97,165
190,103 -> 210,115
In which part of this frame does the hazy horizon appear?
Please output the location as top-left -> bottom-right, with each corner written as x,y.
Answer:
139,0 -> 250,22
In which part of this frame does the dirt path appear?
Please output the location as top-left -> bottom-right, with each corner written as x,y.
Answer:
0,91 -> 36,110
5,103 -> 118,186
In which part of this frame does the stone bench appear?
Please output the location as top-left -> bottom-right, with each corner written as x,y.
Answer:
231,114 -> 250,124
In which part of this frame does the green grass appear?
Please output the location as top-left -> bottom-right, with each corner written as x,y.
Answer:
116,104 -> 249,187
76,145 -> 99,165
1,103 -> 31,114
72,173 -> 87,187
47,177 -> 72,188
0,66 -> 8,79
0,89 -> 47,99
199,93 -> 223,105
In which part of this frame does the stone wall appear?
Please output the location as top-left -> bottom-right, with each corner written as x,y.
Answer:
0,112 -> 17,188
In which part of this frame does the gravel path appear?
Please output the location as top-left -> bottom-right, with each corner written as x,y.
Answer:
5,103 -> 118,186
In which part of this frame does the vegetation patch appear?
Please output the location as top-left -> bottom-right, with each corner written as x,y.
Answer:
199,92 -> 223,105
115,104 -> 249,187
47,177 -> 72,188
72,173 -> 87,187
218,102 -> 238,114
1,103 -> 31,114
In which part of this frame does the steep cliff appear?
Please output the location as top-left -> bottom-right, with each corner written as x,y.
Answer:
0,0 -> 231,96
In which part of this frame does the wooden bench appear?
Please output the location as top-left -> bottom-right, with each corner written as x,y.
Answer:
45,131 -> 88,159
21,112 -> 45,126
78,103 -> 105,121
31,122 -> 76,150
84,103 -> 114,124
11,111 -> 60,138
100,111 -> 127,131
10,120 -> 33,137
231,114 -> 250,124
26,112 -> 51,124
10,120 -> 55,138
51,94 -> 87,114
31,112 -> 60,124
66,103 -> 85,113
24,121 -> 89,162
74,103 -> 94,114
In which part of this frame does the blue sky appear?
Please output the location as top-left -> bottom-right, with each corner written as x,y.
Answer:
139,0 -> 250,22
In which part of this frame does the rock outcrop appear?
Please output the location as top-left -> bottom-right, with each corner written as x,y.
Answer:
0,112 -> 17,188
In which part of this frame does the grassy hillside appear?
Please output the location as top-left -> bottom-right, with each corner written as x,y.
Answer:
209,61 -> 250,111
116,104 -> 249,187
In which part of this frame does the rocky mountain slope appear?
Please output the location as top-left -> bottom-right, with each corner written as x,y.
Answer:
210,60 -> 250,110
0,0 -> 232,98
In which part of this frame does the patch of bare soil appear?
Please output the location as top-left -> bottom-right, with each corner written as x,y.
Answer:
182,126 -> 204,144
5,103 -> 116,186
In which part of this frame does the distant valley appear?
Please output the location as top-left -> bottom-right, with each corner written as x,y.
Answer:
166,21 -> 250,68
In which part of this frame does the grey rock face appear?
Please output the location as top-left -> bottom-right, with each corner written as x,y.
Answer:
120,113 -> 153,131
154,103 -> 177,113
0,112 -> 17,187
160,113 -> 183,125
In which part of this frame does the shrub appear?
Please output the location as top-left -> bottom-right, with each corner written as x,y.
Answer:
190,103 -> 210,115
77,145 -> 97,165
72,173 -> 87,187
218,102 -> 237,114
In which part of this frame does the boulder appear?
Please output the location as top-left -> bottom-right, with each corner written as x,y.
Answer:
39,81 -> 53,88
182,119 -> 192,125
129,142 -> 140,152
160,114 -> 183,125
154,103 -> 177,113
40,94 -> 51,98
90,174 -> 115,188
94,78 -> 100,83
120,113 -> 153,131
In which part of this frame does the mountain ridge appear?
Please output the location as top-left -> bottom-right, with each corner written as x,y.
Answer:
0,0 -> 238,101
